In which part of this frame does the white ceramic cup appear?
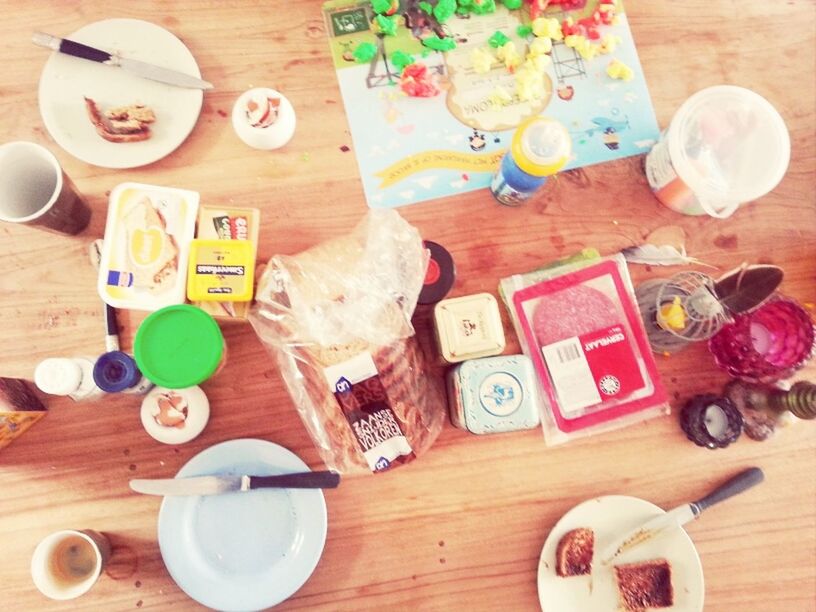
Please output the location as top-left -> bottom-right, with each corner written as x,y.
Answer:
31,529 -> 111,600
0,141 -> 90,234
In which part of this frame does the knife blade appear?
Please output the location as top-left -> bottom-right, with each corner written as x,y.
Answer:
600,467 -> 764,565
130,471 -> 341,496
32,32 -> 213,90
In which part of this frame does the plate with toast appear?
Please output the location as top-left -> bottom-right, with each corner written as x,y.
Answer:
38,18 -> 204,168
537,495 -> 704,611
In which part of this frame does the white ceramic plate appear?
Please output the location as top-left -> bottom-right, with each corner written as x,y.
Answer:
538,495 -> 704,612
38,19 -> 204,168
158,439 -> 328,611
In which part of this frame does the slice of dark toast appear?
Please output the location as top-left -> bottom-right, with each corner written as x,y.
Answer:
614,558 -> 673,611
555,528 -> 594,577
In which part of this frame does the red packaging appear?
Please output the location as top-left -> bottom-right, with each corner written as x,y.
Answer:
511,256 -> 669,442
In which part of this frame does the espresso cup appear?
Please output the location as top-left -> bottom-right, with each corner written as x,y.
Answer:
0,141 -> 91,234
31,529 -> 111,600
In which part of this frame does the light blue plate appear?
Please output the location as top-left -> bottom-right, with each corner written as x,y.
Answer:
158,439 -> 327,611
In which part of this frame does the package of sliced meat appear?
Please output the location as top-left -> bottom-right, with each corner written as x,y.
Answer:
249,210 -> 446,474
503,255 -> 669,445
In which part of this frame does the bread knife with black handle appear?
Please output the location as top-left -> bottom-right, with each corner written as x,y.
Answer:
32,32 -> 213,90
600,467 -> 764,564
130,471 -> 341,496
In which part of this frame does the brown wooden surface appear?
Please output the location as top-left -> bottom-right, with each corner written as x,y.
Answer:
1,1 -> 815,610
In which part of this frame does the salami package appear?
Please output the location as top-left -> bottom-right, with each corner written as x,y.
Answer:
249,210 -> 446,474
501,254 -> 669,445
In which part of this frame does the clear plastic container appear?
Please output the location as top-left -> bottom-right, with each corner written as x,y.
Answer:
645,86 -> 790,218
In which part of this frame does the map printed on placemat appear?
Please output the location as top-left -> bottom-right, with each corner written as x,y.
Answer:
323,0 -> 659,208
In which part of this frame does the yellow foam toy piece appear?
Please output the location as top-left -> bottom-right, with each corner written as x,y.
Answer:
471,47 -> 495,74
525,53 -> 551,72
497,41 -> 522,71
599,34 -> 621,54
531,17 -> 563,41
528,36 -> 552,57
658,297 -> 687,332
575,38 -> 598,60
489,85 -> 513,106
607,58 -> 634,81
515,66 -> 545,101
564,34 -> 584,49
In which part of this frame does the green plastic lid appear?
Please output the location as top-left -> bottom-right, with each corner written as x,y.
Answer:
134,305 -> 224,389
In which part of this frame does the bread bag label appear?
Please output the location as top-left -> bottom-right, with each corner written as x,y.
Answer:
323,353 -> 414,472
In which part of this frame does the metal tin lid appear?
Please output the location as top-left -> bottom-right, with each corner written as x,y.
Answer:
450,355 -> 540,434
434,293 -> 506,363
140,385 -> 210,444
418,241 -> 455,305
134,305 -> 224,389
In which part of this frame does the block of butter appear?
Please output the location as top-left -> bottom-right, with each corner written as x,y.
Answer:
194,206 -> 260,319
187,239 -> 255,302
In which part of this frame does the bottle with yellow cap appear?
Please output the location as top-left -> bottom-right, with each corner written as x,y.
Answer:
490,117 -> 572,206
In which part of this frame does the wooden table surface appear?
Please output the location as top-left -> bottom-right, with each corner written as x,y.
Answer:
1,1 -> 814,610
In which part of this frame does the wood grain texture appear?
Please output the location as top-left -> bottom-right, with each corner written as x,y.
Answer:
0,1 -> 814,611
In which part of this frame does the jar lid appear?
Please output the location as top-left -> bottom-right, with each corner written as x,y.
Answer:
93,351 -> 141,393
511,117 -> 571,177
34,358 -> 82,396
418,241 -> 456,305
140,385 -> 209,444
134,305 -> 224,389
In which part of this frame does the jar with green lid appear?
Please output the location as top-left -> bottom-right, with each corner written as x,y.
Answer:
134,305 -> 226,389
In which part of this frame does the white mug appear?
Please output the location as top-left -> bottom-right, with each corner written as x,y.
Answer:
31,529 -> 110,600
0,141 -> 91,234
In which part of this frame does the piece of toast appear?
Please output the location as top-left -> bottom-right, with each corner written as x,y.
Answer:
84,97 -> 154,143
555,528 -> 594,577
614,558 -> 674,611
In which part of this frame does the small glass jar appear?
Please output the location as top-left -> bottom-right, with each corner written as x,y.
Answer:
680,394 -> 743,449
708,296 -> 815,383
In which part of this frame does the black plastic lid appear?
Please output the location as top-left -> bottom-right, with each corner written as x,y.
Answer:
418,240 -> 455,305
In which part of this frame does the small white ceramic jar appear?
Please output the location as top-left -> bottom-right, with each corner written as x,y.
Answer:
231,88 -> 296,150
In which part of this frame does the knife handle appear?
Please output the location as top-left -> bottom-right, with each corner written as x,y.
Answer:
693,467 -> 764,514
32,32 -> 111,63
249,471 -> 341,490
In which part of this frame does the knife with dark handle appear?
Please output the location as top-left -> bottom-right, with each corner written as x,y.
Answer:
600,467 -> 764,564
130,471 -> 341,496
32,31 -> 213,90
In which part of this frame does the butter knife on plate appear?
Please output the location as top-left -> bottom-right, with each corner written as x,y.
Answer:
600,467 -> 764,565
130,471 -> 341,496
32,32 -> 213,90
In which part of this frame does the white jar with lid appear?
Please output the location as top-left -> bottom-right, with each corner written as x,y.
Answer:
34,358 -> 103,401
140,385 -> 210,444
231,88 -> 296,150
645,86 -> 790,218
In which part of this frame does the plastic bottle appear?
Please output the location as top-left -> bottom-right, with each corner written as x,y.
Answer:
645,86 -> 790,218
93,351 -> 154,395
34,358 -> 104,401
490,117 -> 571,206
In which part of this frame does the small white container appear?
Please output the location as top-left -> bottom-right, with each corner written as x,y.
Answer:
98,182 -> 199,311
232,88 -> 296,150
645,86 -> 790,218
140,385 -> 209,444
34,358 -> 103,401
434,293 -> 506,363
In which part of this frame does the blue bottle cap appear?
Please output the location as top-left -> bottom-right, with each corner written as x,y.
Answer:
93,351 -> 142,393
